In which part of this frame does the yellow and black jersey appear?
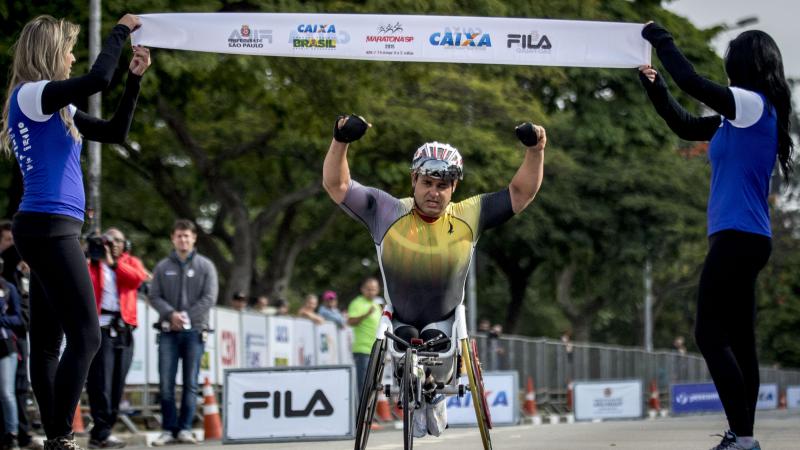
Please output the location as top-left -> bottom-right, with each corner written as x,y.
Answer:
340,180 -> 514,328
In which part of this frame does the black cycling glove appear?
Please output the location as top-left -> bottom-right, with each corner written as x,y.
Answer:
333,114 -> 369,143
515,122 -> 539,147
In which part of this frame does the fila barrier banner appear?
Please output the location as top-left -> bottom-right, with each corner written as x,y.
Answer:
223,366 -> 354,443
447,371 -> 518,426
671,383 -> 723,414
132,13 -> 650,68
787,386 -> 800,410
573,380 -> 643,421
756,383 -> 778,410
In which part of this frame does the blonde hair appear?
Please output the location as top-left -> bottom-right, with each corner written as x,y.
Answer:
1,15 -> 81,156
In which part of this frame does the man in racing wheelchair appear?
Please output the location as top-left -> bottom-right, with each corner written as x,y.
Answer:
322,114 -> 546,444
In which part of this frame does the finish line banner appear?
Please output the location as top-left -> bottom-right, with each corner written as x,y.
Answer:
132,13 -> 650,68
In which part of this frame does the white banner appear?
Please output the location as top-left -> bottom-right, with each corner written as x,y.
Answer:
132,13 -> 650,68
574,380 -> 642,420
787,386 -> 800,410
756,383 -> 778,410
294,319 -> 317,366
446,371 -> 518,426
198,308 -> 218,384
127,299 -> 148,384
267,316 -> 295,367
216,308 -> 241,380
315,322 -> 339,365
146,303 -> 162,385
338,327 -> 354,366
223,366 -> 354,443
241,312 -> 268,368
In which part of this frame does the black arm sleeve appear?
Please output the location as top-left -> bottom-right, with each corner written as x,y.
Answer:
73,72 -> 141,144
639,71 -> 721,141
642,23 -> 736,119
478,188 -> 515,234
40,24 -> 131,115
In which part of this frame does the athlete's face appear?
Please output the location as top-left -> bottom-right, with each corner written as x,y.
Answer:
171,228 -> 197,255
412,174 -> 457,218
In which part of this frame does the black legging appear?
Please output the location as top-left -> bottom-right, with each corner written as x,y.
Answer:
11,212 -> 101,439
695,229 -> 771,437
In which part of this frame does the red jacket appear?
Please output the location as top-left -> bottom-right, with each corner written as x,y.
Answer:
88,253 -> 149,327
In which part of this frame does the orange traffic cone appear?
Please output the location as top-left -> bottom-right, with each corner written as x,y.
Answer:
649,380 -> 661,411
523,376 -> 538,416
72,404 -> 86,434
375,391 -> 392,422
648,379 -> 661,419
202,378 -> 222,440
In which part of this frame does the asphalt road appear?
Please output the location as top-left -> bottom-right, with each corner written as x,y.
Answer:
192,409 -> 799,449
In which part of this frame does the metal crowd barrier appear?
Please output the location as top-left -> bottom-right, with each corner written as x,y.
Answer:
109,304 -> 800,425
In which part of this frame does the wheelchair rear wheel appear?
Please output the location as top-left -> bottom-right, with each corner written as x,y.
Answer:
463,338 -> 493,450
354,339 -> 387,450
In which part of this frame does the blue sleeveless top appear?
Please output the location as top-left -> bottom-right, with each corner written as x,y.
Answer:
707,91 -> 777,238
7,82 -> 85,221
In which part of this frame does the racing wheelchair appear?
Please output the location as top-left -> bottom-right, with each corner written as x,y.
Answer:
354,304 -> 492,450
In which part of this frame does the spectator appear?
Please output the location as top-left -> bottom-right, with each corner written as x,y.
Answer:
86,228 -> 149,449
297,294 -> 325,325
149,220 -> 218,446
251,294 -> 276,316
0,222 -> 39,450
477,318 -> 491,335
347,277 -> 382,394
673,336 -> 688,355
272,298 -> 289,316
487,324 -> 506,371
230,291 -> 247,312
0,222 -> 20,288
0,257 -> 24,450
318,290 -> 346,329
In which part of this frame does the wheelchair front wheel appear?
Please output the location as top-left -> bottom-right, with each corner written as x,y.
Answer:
462,338 -> 493,450
402,347 -> 415,450
354,339 -> 387,450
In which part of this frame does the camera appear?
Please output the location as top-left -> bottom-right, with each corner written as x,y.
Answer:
86,232 -> 109,261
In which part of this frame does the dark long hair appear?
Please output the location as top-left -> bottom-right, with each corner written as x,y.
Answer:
725,30 -> 793,182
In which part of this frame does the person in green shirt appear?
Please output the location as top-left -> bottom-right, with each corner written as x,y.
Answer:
347,276 -> 382,394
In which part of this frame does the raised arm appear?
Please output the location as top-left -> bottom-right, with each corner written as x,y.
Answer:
322,114 -> 369,204
638,67 -> 721,141
642,22 -> 735,119
40,15 -> 141,115
73,46 -> 151,143
508,123 -> 546,214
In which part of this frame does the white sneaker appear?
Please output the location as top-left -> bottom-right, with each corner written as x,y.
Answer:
412,405 -> 428,438
426,394 -> 447,437
175,431 -> 197,445
151,432 -> 175,447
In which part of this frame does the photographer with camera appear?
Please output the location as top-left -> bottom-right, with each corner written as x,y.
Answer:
85,228 -> 148,449
148,220 -> 217,446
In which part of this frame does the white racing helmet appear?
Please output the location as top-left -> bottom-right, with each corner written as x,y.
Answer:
410,141 -> 464,182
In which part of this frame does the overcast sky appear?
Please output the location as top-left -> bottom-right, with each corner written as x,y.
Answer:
665,0 -> 798,77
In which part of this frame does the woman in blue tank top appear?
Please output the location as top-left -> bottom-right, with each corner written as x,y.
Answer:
639,23 -> 792,450
0,14 -> 150,450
